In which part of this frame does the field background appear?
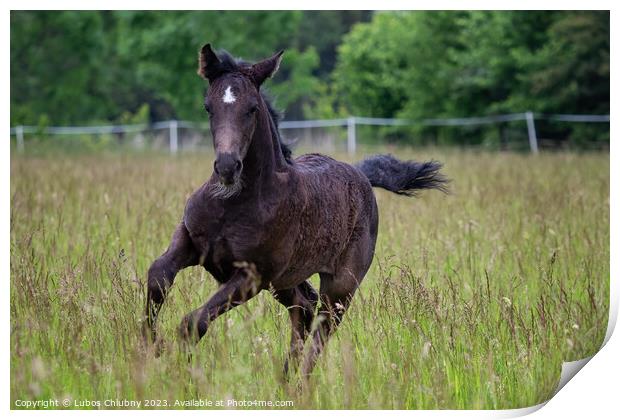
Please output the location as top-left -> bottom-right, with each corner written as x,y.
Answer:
10,148 -> 609,409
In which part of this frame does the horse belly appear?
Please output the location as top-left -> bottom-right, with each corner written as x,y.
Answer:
280,163 -> 374,282
283,206 -> 355,279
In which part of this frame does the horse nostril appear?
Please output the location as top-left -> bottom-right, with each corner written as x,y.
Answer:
214,155 -> 241,181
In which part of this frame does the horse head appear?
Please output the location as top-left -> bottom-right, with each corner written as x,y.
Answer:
198,44 -> 283,189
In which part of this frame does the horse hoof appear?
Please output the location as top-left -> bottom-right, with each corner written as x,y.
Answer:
178,313 -> 208,344
176,337 -> 195,363
178,316 -> 194,342
153,338 -> 166,358
141,320 -> 155,344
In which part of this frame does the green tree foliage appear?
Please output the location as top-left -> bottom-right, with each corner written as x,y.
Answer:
11,12 -> 112,125
112,11 -> 308,121
333,11 -> 609,145
509,12 -> 610,114
11,10 -> 609,147
296,11 -> 372,77
10,11 -> 335,124
332,12 -> 401,118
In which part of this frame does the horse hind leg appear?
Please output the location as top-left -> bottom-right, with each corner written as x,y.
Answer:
272,280 -> 319,377
299,272 -> 353,377
301,231 -> 376,377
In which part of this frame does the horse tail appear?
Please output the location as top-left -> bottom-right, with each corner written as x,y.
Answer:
355,154 -> 449,196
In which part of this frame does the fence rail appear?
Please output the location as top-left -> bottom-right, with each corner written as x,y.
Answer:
10,112 -> 610,154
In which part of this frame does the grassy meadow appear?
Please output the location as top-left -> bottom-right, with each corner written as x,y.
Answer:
10,147 -> 609,409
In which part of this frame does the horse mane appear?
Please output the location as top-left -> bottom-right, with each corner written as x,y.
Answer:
215,50 -> 293,163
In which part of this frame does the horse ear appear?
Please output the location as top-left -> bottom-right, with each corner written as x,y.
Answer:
250,50 -> 284,86
197,43 -> 222,82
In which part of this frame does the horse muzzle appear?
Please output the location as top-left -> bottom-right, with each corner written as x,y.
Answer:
214,153 -> 242,186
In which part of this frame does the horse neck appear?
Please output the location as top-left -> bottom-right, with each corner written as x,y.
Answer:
241,103 -> 288,190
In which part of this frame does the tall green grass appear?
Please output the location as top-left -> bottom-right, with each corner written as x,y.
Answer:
10,149 -> 609,409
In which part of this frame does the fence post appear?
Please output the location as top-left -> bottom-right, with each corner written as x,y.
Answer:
16,125 -> 25,153
525,111 -> 539,154
169,120 -> 178,154
347,116 -> 356,155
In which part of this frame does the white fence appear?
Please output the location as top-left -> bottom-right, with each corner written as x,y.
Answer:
10,112 -> 610,154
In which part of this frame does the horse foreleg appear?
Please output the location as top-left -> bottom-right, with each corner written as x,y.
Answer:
178,263 -> 263,345
144,222 -> 198,346
272,280 -> 319,376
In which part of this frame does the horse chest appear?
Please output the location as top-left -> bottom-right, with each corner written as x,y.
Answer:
184,195 -> 283,277
189,214 -> 260,257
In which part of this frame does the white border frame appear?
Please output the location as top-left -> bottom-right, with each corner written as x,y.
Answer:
3,2 -> 616,418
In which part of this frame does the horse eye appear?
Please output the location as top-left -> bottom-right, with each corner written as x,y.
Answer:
204,104 -> 213,115
247,105 -> 258,116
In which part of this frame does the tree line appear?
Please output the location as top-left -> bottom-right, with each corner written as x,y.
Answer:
11,11 -> 609,145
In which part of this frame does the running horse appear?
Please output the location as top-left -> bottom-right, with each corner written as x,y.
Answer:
144,44 -> 447,376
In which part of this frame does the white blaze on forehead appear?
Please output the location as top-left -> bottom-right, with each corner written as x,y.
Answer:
222,85 -> 236,104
